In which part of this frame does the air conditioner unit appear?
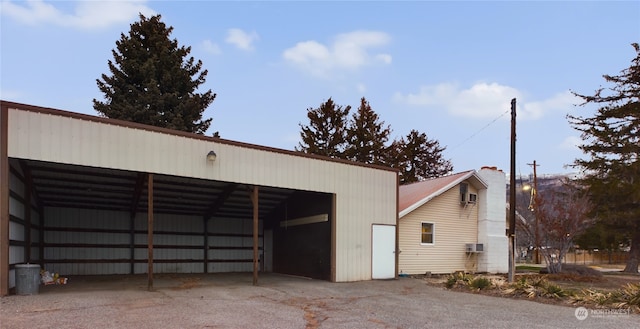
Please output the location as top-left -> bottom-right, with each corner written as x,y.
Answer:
465,243 -> 476,252
465,243 -> 484,253
460,183 -> 468,204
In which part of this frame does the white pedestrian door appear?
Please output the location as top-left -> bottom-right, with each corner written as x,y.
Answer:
372,224 -> 396,279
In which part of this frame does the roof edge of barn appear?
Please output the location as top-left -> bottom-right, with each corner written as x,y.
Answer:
0,100 -> 399,173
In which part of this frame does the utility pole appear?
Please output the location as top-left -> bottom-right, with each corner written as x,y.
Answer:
527,160 -> 540,264
508,98 -> 516,283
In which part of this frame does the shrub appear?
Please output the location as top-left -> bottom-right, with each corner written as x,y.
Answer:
502,276 -> 567,299
470,277 -> 492,290
572,289 -> 616,306
613,283 -> 640,312
489,277 -> 507,289
572,283 -> 640,312
444,272 -> 472,289
541,283 -> 567,299
623,283 -> 640,306
444,273 -> 494,291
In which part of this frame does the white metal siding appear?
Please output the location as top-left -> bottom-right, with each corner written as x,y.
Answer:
7,108 -> 397,282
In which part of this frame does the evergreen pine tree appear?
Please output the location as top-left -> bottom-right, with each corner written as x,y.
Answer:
93,14 -> 215,134
296,98 -> 350,158
344,97 -> 391,165
388,130 -> 453,184
297,97 -> 452,178
568,43 -> 640,273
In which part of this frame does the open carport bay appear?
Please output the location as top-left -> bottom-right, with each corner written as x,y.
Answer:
10,158 -> 333,283
1,274 -> 636,329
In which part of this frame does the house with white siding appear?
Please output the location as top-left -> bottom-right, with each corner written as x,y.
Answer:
398,167 -> 508,275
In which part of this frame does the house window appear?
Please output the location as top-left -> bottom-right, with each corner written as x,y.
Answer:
421,222 -> 434,245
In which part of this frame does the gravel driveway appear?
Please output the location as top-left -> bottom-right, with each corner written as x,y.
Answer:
1,273 -> 636,329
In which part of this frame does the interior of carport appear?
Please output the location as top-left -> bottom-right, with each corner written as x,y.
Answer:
10,158 -> 334,289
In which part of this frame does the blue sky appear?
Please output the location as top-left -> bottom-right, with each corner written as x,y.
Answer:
1,1 -> 639,176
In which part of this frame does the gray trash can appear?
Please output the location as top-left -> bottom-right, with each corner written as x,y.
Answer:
15,264 -> 41,295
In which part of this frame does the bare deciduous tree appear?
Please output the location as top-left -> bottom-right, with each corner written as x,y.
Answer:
535,180 -> 593,273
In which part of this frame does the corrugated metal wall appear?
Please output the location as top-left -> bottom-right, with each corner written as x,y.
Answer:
42,208 -> 264,275
44,208 -> 131,275
6,107 -> 397,282
7,159 -> 42,288
8,163 -> 23,289
398,181 -> 479,275
207,217 -> 263,273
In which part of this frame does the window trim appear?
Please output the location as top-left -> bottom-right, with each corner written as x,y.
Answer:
420,221 -> 435,245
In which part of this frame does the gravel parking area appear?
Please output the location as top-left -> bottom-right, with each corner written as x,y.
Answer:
1,273 -> 636,329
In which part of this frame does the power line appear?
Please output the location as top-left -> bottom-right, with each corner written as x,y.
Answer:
449,109 -> 510,152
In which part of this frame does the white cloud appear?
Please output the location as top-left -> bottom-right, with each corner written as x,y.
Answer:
521,91 -> 578,120
282,30 -> 392,78
375,53 -> 392,64
559,135 -> 583,150
201,39 -> 222,55
394,83 -> 579,121
356,83 -> 367,93
225,28 -> 259,51
0,0 -> 154,29
282,41 -> 332,77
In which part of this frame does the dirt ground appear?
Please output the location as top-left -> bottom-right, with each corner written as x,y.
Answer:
1,272 -> 638,329
553,272 -> 640,291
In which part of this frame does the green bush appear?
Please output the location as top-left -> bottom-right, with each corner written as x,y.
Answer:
444,273 -> 493,291
445,276 -> 457,289
541,283 -> 567,299
470,277 -> 492,290
444,272 -> 472,289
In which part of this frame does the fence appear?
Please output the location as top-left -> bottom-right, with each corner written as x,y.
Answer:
563,250 -> 629,265
517,249 -> 629,265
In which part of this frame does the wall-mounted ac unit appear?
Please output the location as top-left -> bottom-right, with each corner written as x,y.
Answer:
460,183 -> 477,206
465,243 -> 484,253
460,183 -> 468,204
